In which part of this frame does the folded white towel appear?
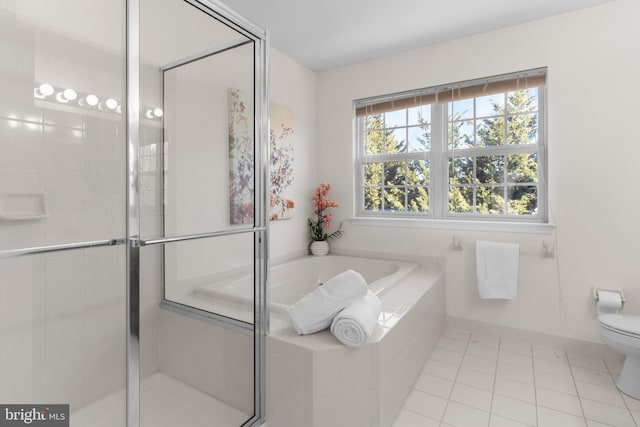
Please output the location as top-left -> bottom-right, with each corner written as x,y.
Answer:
287,270 -> 368,335
476,240 -> 519,299
330,291 -> 382,347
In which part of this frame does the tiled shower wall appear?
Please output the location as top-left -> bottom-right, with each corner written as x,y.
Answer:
0,8 -> 132,411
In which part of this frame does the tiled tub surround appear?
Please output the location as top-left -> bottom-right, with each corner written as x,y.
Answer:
157,309 -> 255,416
394,327 -> 640,427
266,255 -> 446,427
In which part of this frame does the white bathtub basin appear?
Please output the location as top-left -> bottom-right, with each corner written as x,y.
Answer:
195,254 -> 418,313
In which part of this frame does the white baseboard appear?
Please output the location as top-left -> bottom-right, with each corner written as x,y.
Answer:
446,315 -> 624,362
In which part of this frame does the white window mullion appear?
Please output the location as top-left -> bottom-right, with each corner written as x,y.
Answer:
429,102 -> 446,218
537,86 -> 547,222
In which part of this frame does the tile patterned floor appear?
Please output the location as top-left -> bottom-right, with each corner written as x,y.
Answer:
393,328 -> 640,427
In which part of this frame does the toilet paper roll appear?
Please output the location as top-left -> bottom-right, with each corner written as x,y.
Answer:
596,290 -> 623,312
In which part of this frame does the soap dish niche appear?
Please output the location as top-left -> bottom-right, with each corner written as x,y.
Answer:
0,193 -> 49,221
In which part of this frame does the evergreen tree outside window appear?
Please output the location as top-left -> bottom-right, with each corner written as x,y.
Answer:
355,68 -> 547,222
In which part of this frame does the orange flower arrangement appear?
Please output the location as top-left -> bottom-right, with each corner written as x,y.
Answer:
308,182 -> 343,241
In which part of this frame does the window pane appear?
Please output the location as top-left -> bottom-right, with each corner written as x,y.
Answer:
449,157 -> 473,184
507,185 -> 537,215
383,161 -> 405,185
365,130 -> 384,155
477,186 -> 505,214
476,94 -> 504,117
507,89 -> 538,114
408,160 -> 429,185
408,105 -> 430,126
366,114 -> 383,130
449,98 -> 473,120
476,117 -> 505,146
476,155 -> 504,184
383,187 -> 406,211
408,125 -> 430,152
449,186 -> 473,213
507,153 -> 537,183
364,187 -> 382,211
408,187 -> 429,212
364,162 -> 382,185
385,109 -> 406,128
388,128 -> 407,152
507,113 -> 537,145
449,120 -> 474,149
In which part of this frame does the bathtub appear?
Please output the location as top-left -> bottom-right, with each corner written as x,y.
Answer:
187,253 -> 444,426
196,254 -> 419,315
262,252 -> 446,427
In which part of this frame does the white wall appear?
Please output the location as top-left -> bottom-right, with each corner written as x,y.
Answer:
269,49 -> 318,261
315,0 -> 640,342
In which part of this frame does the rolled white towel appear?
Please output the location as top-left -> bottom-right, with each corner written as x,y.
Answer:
287,269 -> 368,335
330,291 -> 382,348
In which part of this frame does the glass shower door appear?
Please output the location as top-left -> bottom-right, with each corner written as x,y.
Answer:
136,0 -> 268,426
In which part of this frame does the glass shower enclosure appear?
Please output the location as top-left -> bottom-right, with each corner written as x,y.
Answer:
0,0 -> 268,426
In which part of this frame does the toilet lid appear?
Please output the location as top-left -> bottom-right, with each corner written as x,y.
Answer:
599,313 -> 640,336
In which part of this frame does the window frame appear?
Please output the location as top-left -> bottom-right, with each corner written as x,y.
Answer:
354,68 -> 547,224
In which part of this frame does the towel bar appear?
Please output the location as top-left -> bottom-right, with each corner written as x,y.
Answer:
450,237 -> 556,258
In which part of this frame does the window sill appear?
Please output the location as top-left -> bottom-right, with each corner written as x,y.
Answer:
349,216 -> 555,234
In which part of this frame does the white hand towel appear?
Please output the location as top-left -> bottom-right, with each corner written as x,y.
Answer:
287,269 -> 368,335
330,291 -> 382,347
476,240 -> 519,299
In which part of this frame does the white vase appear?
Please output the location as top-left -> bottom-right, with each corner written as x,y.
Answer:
310,240 -> 329,256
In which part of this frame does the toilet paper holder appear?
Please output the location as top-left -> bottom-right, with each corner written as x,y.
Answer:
593,288 -> 626,309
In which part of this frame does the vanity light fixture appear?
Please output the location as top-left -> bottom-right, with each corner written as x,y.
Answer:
33,82 -> 160,120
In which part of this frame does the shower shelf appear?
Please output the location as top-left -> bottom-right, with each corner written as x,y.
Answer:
0,193 -> 48,221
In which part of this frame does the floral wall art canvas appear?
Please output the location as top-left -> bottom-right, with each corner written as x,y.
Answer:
228,88 -> 254,224
229,88 -> 295,224
270,103 -> 295,221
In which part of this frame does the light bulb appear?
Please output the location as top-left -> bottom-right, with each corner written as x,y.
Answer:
63,88 -> 77,101
39,83 -> 54,96
105,98 -> 118,110
145,109 -> 154,119
56,92 -> 69,103
85,94 -> 99,106
153,107 -> 163,118
116,105 -> 123,114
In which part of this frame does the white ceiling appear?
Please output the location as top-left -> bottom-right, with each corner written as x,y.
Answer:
221,0 -> 613,71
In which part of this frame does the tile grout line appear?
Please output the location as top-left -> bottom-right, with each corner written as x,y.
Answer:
487,335 -> 500,427
603,361 -> 639,427
530,344 -> 538,427
564,351 -> 589,425
438,331 -> 471,427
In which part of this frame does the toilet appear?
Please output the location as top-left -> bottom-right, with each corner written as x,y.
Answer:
597,290 -> 640,399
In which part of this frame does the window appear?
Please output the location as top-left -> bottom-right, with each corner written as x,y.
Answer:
355,68 -> 546,223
